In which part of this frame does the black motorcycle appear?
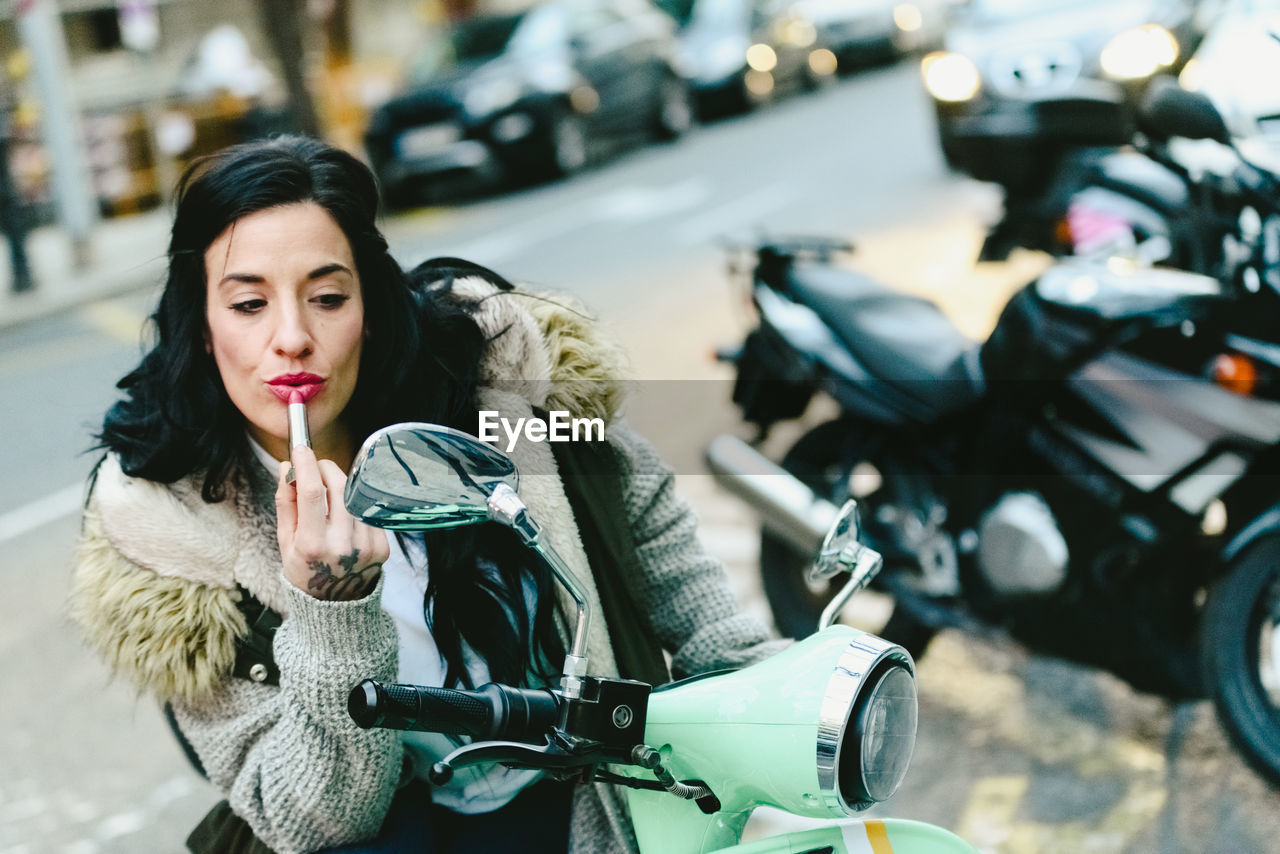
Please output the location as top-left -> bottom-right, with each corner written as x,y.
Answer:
706,82 -> 1280,785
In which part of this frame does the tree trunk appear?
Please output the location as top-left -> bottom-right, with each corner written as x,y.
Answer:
257,0 -> 321,137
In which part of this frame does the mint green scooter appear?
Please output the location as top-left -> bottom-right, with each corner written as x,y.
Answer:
344,424 -> 978,854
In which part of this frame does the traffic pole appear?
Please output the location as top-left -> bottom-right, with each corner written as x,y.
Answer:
15,0 -> 96,271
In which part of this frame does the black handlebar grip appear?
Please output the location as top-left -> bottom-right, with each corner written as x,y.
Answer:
349,680 -> 492,736
349,680 -> 561,743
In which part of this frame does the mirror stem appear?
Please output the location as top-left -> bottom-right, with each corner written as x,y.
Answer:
817,545 -> 884,631
487,484 -> 592,698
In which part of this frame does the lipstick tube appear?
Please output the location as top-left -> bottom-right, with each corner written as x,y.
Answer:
283,394 -> 328,514
288,399 -> 311,451
284,392 -> 310,486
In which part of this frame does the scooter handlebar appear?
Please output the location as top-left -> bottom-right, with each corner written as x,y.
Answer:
348,680 -> 560,743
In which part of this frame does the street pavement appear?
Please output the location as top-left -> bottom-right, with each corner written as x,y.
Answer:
1,61 -> 1278,854
0,207 -> 170,333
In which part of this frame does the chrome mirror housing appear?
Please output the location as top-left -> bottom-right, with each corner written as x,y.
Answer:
343,422 -> 593,697
344,423 -> 519,531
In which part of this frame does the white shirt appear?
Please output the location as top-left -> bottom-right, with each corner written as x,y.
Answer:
248,437 -> 541,812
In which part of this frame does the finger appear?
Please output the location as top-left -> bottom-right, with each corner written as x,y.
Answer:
275,459 -> 298,554
318,459 -> 347,522
359,520 -> 390,565
291,446 -> 329,542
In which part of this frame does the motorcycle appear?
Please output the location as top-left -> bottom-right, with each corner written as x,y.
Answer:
340,422 -> 978,854
705,81 -> 1280,786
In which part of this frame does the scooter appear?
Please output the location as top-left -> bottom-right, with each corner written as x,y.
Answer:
706,81 -> 1280,786
341,422 -> 978,854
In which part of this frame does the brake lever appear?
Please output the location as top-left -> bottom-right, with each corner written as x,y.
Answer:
428,733 -> 606,785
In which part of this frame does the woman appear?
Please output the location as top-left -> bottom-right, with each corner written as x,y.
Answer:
70,135 -> 781,854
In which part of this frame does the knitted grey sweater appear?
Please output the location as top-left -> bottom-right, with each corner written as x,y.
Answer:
71,280 -> 783,853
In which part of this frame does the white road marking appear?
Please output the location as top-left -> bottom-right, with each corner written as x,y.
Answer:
674,183 -> 799,246
445,179 -> 713,264
590,177 -> 710,222
0,484 -> 84,544
448,211 -> 589,265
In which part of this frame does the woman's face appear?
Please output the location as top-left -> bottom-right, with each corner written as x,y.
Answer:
204,201 -> 365,466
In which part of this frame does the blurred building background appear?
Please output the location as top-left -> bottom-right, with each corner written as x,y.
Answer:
0,0 -> 512,224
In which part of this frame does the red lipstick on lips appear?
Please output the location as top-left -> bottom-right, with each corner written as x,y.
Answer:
267,372 -> 324,403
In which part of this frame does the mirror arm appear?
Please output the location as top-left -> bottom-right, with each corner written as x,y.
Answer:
817,545 -> 884,631
487,483 -> 593,699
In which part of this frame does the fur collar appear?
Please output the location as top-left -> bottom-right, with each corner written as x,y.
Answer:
451,276 -> 628,425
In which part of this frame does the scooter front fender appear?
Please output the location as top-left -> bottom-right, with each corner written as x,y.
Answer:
623,794 -> 978,854
711,819 -> 979,854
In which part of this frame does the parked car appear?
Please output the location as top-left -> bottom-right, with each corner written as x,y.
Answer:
921,0 -> 1205,177
795,0 -> 952,66
365,0 -> 693,204
658,0 -> 839,115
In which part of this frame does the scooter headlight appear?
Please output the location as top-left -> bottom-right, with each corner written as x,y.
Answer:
817,634 -> 917,812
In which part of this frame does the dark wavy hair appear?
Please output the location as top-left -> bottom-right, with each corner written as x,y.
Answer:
97,135 -> 564,688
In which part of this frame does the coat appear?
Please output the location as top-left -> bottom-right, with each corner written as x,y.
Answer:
70,277 -> 784,854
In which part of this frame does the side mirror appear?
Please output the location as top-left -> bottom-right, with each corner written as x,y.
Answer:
345,423 -> 519,531
1141,75 -> 1231,144
344,422 -> 594,697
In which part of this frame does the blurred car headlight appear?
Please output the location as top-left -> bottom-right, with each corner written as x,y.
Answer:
894,4 -> 923,33
780,17 -> 818,48
809,47 -> 838,78
1100,24 -> 1178,81
464,78 -> 521,117
922,52 -> 980,103
1178,57 -> 1203,91
747,43 -> 779,74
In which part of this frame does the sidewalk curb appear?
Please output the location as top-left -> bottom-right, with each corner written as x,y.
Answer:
0,263 -> 164,333
0,207 -> 172,334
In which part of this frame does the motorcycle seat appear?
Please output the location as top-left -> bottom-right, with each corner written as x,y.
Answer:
782,264 -> 984,416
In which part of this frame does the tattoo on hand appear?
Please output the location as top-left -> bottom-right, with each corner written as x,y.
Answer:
306,550 -> 380,600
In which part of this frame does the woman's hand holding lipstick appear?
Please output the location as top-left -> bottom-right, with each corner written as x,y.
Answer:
275,389 -> 388,601
276,445 -> 389,601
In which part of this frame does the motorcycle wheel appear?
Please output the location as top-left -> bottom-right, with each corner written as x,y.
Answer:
1201,533 -> 1280,786
759,419 -> 936,656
